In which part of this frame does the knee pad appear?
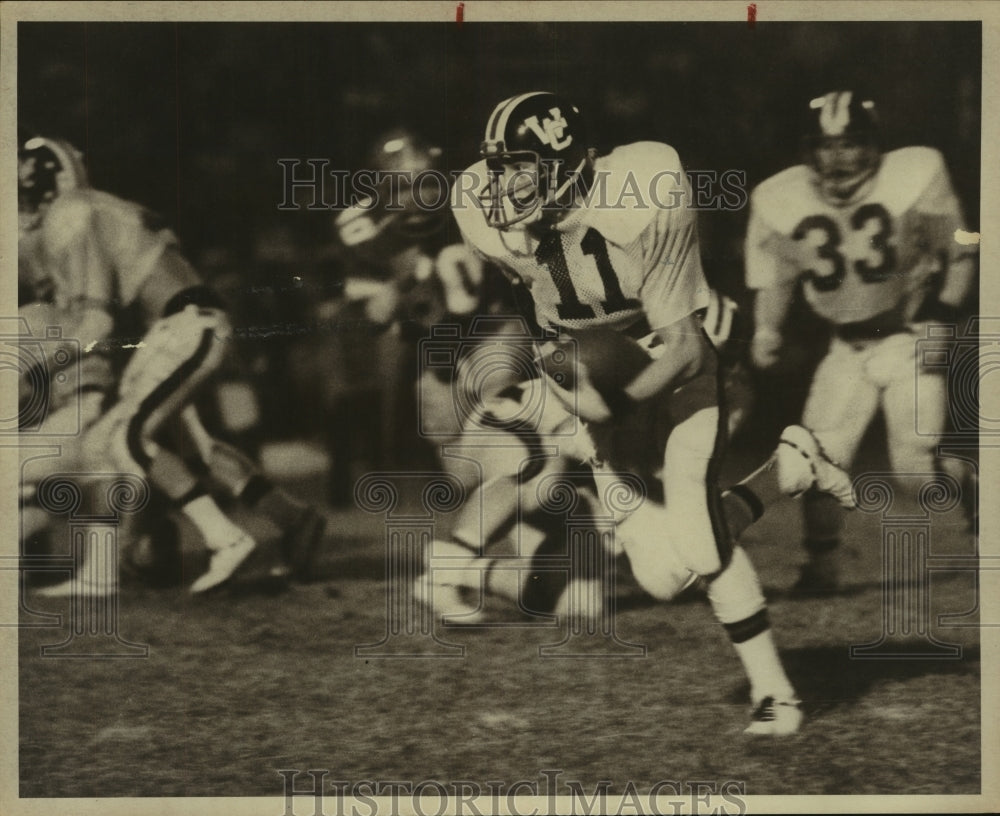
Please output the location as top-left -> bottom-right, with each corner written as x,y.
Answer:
616,503 -> 699,601
705,546 -> 765,625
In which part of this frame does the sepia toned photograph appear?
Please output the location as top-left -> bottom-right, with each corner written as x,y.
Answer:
2,2 -> 996,814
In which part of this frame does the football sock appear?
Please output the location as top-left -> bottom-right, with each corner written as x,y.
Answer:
802,488 -> 845,551
181,493 -> 249,552
720,487 -> 761,540
731,628 -> 797,705
708,546 -> 795,703
719,459 -> 784,540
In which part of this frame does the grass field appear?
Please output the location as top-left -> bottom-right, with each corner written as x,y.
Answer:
17,440 -> 981,803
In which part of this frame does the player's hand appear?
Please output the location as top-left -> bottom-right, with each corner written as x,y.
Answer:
542,372 -> 612,424
750,328 -> 783,370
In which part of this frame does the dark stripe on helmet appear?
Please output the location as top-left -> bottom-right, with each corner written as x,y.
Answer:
486,91 -> 548,142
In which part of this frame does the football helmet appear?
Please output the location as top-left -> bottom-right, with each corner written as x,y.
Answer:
803,91 -> 880,205
337,129 -> 448,246
478,92 -> 592,230
18,130 -> 88,217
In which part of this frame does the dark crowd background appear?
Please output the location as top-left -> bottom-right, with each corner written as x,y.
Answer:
18,21 -> 982,470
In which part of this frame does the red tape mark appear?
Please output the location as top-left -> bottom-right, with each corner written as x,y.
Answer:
456,2 -> 465,25
747,3 -> 757,28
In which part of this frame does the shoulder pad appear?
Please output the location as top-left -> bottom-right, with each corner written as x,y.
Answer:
872,146 -> 946,210
749,164 -> 817,234
587,142 -> 684,243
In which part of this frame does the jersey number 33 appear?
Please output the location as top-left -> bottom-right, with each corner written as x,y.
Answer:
793,203 -> 897,291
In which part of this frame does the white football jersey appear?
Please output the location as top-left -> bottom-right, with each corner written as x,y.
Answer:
19,188 -> 180,312
745,147 -> 969,325
452,142 -> 710,333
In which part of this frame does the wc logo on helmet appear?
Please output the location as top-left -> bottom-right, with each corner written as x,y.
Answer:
524,108 -> 573,151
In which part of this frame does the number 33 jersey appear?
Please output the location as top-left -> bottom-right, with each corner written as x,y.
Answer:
451,142 -> 710,333
745,146 -> 968,325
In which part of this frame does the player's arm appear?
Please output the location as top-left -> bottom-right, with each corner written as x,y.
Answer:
932,254 -> 976,322
619,312 -> 709,403
585,171 -> 713,415
751,283 -> 796,369
922,238 -> 978,326
744,204 -> 797,369
913,153 -> 978,322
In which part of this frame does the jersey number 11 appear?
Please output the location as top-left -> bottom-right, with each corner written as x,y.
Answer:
534,228 -> 641,320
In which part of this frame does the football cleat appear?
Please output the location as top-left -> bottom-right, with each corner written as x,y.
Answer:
35,535 -> 122,597
411,540 -> 486,624
189,534 -> 257,594
777,425 -> 855,509
744,696 -> 803,736
35,576 -> 117,598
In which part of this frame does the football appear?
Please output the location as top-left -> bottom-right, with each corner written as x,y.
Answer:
540,327 -> 652,396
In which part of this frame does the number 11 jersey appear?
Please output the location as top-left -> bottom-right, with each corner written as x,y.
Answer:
451,141 -> 710,333
745,146 -> 967,326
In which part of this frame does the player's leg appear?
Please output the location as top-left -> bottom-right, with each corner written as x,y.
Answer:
879,334 -> 943,475
786,339 -> 880,593
878,332 -> 976,522
415,444 -> 558,619
175,406 -> 326,578
668,341 -> 866,560
414,381 -> 588,619
115,304 -> 260,592
615,388 -> 801,735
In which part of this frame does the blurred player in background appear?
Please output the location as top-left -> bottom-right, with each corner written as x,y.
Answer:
18,131 -> 325,594
323,130 -> 491,499
440,91 -> 858,735
746,91 -> 978,593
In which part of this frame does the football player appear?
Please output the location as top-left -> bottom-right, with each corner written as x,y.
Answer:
326,129 -> 487,485
18,132 -> 325,594
437,92 -> 857,735
746,91 -> 978,592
